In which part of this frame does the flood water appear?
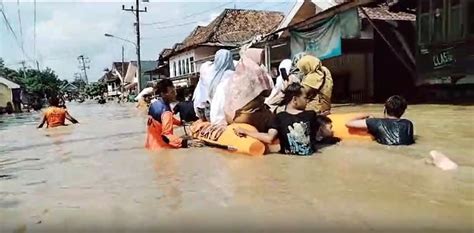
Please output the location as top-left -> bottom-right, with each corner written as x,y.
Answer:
1,102 -> 473,232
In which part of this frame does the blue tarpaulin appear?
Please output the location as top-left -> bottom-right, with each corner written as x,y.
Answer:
290,8 -> 360,60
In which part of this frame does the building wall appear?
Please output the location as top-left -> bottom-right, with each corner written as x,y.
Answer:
0,83 -> 12,107
169,47 -> 219,79
169,50 -> 196,78
323,53 -> 373,102
194,46 -> 220,71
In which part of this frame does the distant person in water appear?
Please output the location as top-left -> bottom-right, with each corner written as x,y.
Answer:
173,89 -> 198,123
345,95 -> 414,145
37,96 -> 79,128
146,79 -> 188,149
5,102 -> 14,114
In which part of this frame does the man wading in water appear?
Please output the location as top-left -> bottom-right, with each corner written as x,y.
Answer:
37,96 -> 79,128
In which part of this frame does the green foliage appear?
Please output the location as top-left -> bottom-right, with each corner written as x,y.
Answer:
0,58 -> 63,98
72,78 -> 87,91
84,82 -> 107,97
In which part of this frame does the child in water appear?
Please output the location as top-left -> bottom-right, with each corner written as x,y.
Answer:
234,83 -> 334,156
37,96 -> 79,128
345,95 -> 414,145
173,89 -> 198,123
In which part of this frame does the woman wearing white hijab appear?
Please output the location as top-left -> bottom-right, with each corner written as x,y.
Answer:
193,61 -> 213,121
265,59 -> 292,105
208,49 -> 235,125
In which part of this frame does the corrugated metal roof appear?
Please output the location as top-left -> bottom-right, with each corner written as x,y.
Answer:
360,5 -> 415,21
0,76 -> 20,89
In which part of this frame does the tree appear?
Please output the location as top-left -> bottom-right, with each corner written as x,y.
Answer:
72,78 -> 87,91
0,57 -> 63,99
84,82 -> 107,97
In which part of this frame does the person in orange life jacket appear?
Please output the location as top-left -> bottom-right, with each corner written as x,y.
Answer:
146,79 -> 188,149
37,96 -> 79,128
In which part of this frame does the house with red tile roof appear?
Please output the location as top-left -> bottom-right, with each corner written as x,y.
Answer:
158,8 -> 284,87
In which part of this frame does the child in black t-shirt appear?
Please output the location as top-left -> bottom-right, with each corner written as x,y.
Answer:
234,83 -> 322,156
173,89 -> 198,123
345,95 -> 414,145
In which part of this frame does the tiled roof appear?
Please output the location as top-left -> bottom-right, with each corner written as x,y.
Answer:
160,48 -> 173,59
360,5 -> 415,21
173,9 -> 284,55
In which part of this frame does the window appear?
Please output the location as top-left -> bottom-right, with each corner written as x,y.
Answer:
178,60 -> 182,76
431,0 -> 445,43
469,1 -> 474,35
190,57 -> 195,73
185,58 -> 189,74
173,62 -> 177,77
448,0 -> 463,40
419,0 -> 431,44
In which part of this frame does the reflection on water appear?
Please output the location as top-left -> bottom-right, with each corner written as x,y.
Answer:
0,102 -> 473,232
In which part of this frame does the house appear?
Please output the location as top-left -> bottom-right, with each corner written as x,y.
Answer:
395,0 -> 474,101
159,8 -> 285,87
140,60 -> 159,88
257,0 -> 417,102
60,83 -> 79,95
99,70 -> 122,97
0,75 -> 21,111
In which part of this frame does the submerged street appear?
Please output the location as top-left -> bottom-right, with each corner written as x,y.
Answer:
1,102 -> 473,232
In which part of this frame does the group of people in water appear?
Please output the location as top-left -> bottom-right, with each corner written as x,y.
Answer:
34,46 -> 414,155
144,47 -> 415,156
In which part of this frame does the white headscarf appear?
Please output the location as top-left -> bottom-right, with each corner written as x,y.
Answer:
208,49 -> 235,100
193,61 -> 213,111
265,59 -> 292,104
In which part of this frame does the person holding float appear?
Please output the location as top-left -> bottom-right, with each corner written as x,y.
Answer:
146,79 -> 188,149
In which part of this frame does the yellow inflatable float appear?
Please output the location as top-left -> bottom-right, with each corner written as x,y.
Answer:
189,113 -> 372,156
328,113 -> 373,141
190,121 -> 266,156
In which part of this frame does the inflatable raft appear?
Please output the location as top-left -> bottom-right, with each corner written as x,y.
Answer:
187,113 -> 373,156
191,121 -> 266,156
328,113 -> 373,141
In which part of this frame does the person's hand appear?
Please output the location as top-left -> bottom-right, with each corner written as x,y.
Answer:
233,128 -> 248,137
320,110 -> 331,116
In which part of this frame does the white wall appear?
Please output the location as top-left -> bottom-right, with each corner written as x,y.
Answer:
169,50 -> 197,78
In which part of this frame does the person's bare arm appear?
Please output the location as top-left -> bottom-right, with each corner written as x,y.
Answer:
65,111 -> 79,124
234,128 -> 278,144
345,114 -> 371,129
37,115 -> 47,128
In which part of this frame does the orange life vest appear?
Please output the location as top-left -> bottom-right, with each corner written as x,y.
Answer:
45,107 -> 66,128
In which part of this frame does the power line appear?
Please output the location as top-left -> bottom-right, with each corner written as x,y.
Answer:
150,1 -> 264,30
154,20 -> 200,30
0,6 -> 32,64
141,1 -> 232,26
34,0 -> 37,63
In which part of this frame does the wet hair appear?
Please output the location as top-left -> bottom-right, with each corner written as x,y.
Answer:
156,79 -> 174,95
280,83 -> 304,106
48,96 -> 60,107
385,95 -> 407,118
315,115 -> 332,126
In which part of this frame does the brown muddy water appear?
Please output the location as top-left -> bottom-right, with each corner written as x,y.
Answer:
0,102 -> 473,232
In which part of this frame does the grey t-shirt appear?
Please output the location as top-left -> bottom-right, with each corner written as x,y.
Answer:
366,118 -> 414,145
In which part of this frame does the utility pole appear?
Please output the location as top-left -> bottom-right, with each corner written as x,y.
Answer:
77,55 -> 90,84
121,45 -> 125,94
121,45 -> 125,77
123,0 -> 147,92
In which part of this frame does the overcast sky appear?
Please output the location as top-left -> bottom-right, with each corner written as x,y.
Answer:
0,0 -> 295,82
